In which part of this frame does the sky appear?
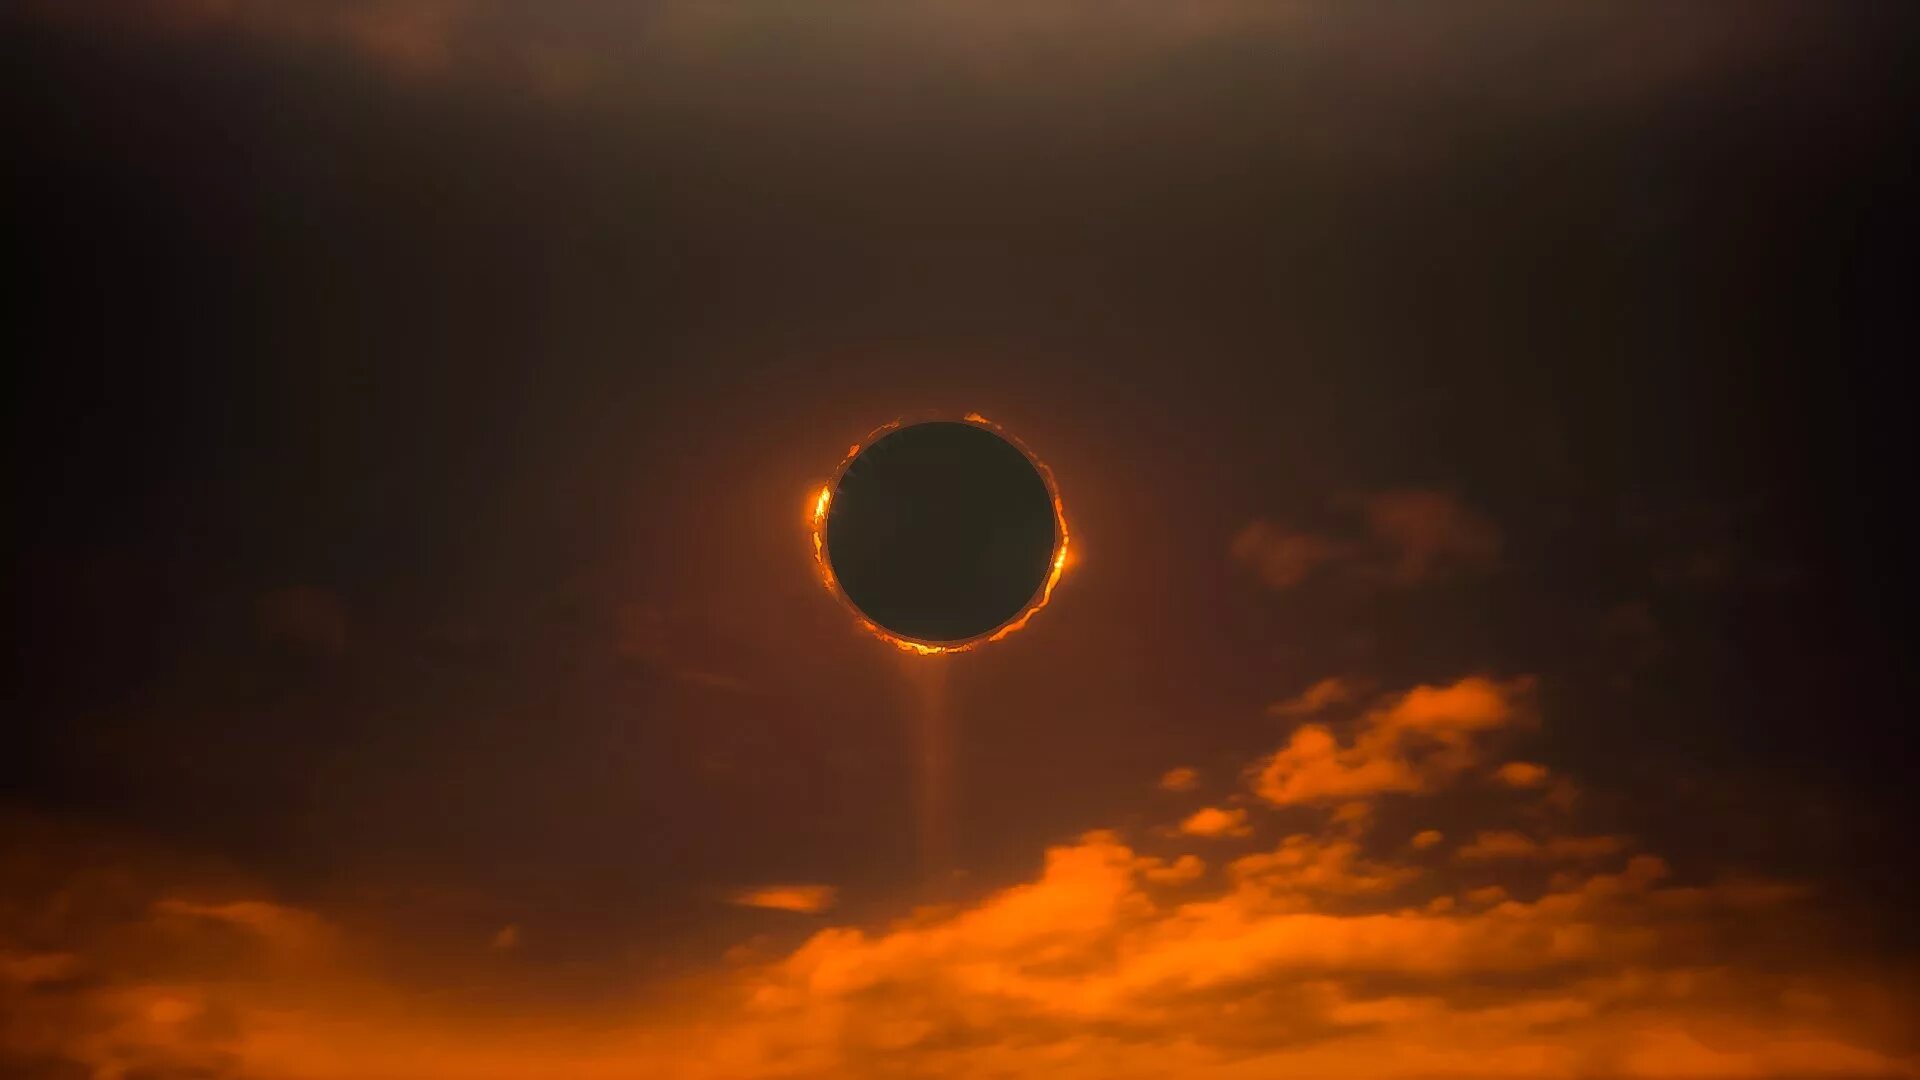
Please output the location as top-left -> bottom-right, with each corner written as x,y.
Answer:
3,3 -> 1917,1078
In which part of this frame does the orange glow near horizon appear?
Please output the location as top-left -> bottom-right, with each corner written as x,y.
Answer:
807,414 -> 1071,657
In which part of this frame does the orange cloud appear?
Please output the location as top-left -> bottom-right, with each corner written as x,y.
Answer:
1178,806 -> 1252,838
1456,831 -> 1629,863
1410,828 -> 1446,850
149,897 -> 339,962
1137,853 -> 1206,885
1464,883 -> 1512,906
729,884 -> 838,914
1329,800 -> 1374,834
1253,676 -> 1534,805
1495,760 -> 1551,787
719,829 -> 1905,1079
1157,766 -> 1200,792
0,837 -> 1904,1080
1268,676 -> 1355,717
1,672 -> 1913,1080
1227,833 -> 1416,897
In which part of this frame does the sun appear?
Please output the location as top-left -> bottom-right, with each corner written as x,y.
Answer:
808,413 -> 1071,656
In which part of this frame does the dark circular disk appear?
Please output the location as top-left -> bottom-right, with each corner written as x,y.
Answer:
825,421 -> 1058,644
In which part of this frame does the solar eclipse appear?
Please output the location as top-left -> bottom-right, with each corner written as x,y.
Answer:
811,416 -> 1068,654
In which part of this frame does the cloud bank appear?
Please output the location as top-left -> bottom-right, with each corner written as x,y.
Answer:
3,672 -> 1913,1079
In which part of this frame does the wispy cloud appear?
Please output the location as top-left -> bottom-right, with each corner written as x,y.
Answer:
729,884 -> 838,915
1356,490 -> 1502,585
1156,766 -> 1200,792
1233,490 -> 1501,592
1230,522 -> 1344,590
1455,830 -> 1630,864
1269,676 -> 1356,718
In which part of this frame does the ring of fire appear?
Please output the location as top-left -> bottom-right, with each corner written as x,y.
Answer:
809,413 -> 1070,656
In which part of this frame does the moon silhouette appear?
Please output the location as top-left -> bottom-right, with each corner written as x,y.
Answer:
817,419 -> 1064,649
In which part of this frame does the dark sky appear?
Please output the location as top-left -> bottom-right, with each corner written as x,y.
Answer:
3,4 -> 1917,1078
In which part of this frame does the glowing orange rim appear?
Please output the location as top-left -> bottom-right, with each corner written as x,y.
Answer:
808,412 -> 1071,656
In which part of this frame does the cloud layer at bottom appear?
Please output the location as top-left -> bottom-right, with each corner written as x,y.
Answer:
3,677 -> 1914,1080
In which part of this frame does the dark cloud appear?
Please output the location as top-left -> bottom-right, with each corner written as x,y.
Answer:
1233,490 -> 1500,592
